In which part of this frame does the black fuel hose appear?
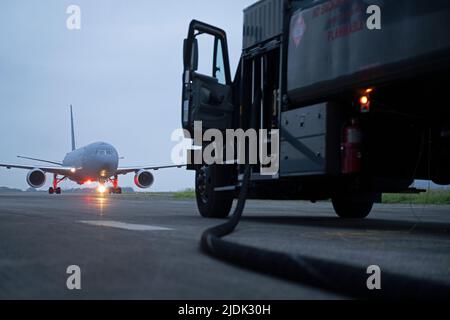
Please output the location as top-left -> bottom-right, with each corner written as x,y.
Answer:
200,98 -> 450,300
200,166 -> 450,299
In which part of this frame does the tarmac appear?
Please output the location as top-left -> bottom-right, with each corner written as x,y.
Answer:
0,193 -> 449,299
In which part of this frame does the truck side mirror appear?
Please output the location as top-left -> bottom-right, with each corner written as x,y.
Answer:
183,38 -> 199,72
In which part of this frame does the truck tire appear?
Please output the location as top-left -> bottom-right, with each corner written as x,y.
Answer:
332,193 -> 375,219
196,165 -> 234,219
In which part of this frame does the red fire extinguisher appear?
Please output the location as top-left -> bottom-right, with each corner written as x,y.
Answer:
342,119 -> 363,174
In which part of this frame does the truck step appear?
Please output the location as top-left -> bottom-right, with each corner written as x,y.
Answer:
214,184 -> 241,192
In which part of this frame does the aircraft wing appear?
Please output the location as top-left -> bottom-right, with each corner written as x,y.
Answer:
115,164 -> 186,175
0,163 -> 76,176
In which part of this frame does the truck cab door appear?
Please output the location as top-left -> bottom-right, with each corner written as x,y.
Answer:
182,20 -> 234,135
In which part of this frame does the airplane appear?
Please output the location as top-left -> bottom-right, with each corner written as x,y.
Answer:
0,106 -> 184,194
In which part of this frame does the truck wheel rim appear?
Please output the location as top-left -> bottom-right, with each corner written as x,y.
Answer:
197,166 -> 210,204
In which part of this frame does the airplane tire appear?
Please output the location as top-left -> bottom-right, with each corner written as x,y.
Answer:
332,193 -> 375,219
55,188 -> 62,195
195,165 -> 234,219
115,188 -> 122,194
49,187 -> 54,195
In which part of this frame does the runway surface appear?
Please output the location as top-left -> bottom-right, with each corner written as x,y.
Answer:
0,193 -> 449,300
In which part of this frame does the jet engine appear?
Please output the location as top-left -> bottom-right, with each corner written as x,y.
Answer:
27,169 -> 46,189
134,170 -> 154,189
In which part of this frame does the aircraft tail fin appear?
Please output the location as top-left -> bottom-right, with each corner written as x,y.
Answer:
70,105 -> 76,151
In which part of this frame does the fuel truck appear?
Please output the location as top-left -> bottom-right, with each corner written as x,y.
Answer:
181,0 -> 450,219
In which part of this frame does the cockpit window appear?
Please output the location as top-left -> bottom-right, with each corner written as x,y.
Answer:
96,149 -> 113,156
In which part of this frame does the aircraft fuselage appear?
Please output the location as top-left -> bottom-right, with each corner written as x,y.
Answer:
62,142 -> 119,184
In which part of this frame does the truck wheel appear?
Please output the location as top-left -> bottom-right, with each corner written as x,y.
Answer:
332,193 -> 375,219
196,165 -> 234,219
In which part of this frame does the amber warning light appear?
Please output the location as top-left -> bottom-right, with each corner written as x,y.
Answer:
360,94 -> 371,113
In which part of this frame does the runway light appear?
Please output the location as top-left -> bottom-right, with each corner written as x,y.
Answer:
365,88 -> 374,94
97,185 -> 107,194
70,168 -> 76,173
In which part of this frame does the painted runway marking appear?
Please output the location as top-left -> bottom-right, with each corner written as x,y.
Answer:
80,221 -> 173,231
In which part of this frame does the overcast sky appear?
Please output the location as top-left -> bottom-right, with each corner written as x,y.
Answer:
0,0 -> 255,191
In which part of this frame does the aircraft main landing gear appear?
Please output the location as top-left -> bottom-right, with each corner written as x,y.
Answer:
49,174 -> 65,195
108,175 -> 123,194
48,187 -> 62,195
108,187 -> 122,194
